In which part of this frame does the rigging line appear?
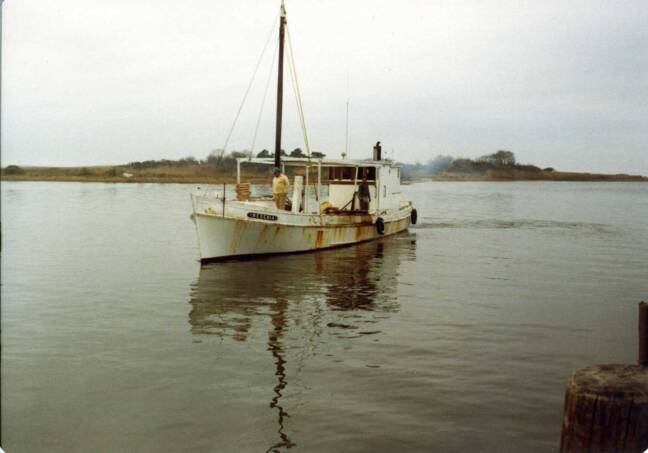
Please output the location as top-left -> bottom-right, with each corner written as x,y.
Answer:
222,13 -> 279,153
250,37 -> 279,156
285,24 -> 311,157
285,37 -> 301,143
284,28 -> 301,143
288,28 -> 311,157
285,24 -> 318,203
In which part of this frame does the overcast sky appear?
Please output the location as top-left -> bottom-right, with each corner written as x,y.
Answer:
2,0 -> 647,174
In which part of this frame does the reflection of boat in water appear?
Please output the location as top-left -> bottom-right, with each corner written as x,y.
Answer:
187,235 -> 416,450
188,235 -> 416,338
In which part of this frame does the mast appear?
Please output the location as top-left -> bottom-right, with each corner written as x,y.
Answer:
274,1 -> 287,168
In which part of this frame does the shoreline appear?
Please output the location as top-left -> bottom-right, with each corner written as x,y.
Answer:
2,167 -> 647,184
0,175 -> 271,185
407,170 -> 648,183
2,174 -> 646,184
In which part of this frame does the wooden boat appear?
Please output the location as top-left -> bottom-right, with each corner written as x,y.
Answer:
190,2 -> 416,263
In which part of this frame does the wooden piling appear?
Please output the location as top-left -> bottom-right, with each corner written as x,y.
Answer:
560,302 -> 648,453
639,302 -> 647,366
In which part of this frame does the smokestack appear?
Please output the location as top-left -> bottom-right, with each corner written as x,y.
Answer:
373,141 -> 382,161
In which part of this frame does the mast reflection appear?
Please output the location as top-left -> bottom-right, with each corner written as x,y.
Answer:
266,294 -> 295,452
188,234 -> 416,451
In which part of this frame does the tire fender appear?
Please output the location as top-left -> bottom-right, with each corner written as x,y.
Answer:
376,217 -> 385,235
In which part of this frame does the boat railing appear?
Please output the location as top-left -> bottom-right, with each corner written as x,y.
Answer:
193,187 -> 225,199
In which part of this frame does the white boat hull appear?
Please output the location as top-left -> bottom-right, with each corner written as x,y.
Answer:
191,193 -> 412,262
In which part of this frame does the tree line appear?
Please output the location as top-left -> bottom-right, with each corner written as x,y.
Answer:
127,147 -> 326,171
401,150 -> 551,178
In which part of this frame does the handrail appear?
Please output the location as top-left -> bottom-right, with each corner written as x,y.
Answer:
339,192 -> 358,211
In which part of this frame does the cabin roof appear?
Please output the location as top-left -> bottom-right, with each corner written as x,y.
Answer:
237,157 -> 401,168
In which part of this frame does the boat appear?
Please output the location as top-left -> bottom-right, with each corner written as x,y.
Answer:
190,1 -> 417,263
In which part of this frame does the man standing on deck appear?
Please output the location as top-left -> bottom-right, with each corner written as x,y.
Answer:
358,172 -> 371,212
272,167 -> 290,210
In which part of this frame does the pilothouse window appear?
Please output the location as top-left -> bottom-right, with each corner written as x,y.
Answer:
328,167 -> 375,181
362,167 -> 376,181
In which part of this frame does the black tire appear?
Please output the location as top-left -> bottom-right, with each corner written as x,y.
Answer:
376,217 -> 385,235
411,208 -> 418,225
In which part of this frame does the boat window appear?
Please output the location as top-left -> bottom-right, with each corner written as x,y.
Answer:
327,166 -> 375,181
360,167 -> 376,181
328,167 -> 344,180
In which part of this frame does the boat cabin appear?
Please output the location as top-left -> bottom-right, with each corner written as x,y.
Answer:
235,157 -> 402,214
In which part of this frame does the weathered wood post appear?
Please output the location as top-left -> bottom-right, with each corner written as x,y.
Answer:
639,301 -> 648,366
560,302 -> 648,453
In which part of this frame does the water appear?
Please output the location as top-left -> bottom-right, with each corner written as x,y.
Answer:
2,181 -> 647,452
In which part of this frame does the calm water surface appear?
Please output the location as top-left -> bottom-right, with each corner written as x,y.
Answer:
2,181 -> 647,452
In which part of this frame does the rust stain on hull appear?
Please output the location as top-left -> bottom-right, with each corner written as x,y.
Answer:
355,224 -> 373,241
315,230 -> 324,248
195,206 -> 413,262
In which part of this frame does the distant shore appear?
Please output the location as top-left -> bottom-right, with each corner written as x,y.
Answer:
1,165 -> 646,184
0,165 -> 269,185
0,174 -> 256,185
416,169 -> 648,182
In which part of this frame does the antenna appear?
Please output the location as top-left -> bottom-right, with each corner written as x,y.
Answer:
345,71 -> 350,159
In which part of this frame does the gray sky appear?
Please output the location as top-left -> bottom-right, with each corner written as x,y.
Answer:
2,0 -> 647,174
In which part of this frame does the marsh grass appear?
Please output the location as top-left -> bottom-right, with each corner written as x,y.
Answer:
2,163 -> 646,184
